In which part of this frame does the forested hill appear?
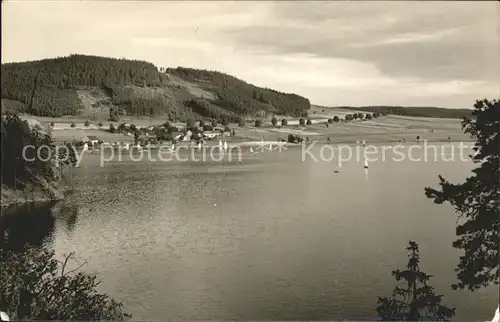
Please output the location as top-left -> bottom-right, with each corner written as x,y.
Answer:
336,105 -> 473,119
1,54 -> 311,121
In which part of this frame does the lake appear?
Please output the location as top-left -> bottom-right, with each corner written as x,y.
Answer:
2,143 -> 497,320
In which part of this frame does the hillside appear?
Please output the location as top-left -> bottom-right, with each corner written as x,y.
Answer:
1,55 -> 311,122
333,105 -> 472,119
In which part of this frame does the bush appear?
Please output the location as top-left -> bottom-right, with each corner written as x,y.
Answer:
281,119 -> 288,126
186,119 -> 195,129
221,119 -> 229,126
109,124 -> 116,133
0,248 -> 131,320
203,125 -> 213,132
327,119 -> 333,123
238,118 -> 245,127
211,120 -> 217,128
224,126 -> 231,132
287,134 -> 303,143
365,113 -> 373,120
129,124 -> 137,131
333,116 -> 340,123
84,120 -> 90,127
50,122 -> 55,127
98,121 -> 103,127
255,119 -> 262,127
353,114 -> 359,120
199,120 -> 206,128
70,123 -> 76,128
306,119 -> 312,125
271,117 -> 278,126
299,118 -> 306,126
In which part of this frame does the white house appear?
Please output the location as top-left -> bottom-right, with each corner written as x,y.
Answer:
203,131 -> 220,139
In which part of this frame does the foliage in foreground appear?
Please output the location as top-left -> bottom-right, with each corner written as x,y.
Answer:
0,247 -> 131,320
425,98 -> 499,291
377,241 -> 455,321
1,112 -> 55,190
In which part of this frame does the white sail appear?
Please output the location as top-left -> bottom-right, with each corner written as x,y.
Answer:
362,140 -> 366,146
218,140 -> 223,148
250,147 -> 254,153
197,142 -> 202,150
364,159 -> 369,168
171,144 -> 175,151
223,141 -> 228,151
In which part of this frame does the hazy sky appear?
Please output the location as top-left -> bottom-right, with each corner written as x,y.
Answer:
2,1 -> 498,108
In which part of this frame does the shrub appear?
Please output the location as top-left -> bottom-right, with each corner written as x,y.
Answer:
50,122 -> 55,127
327,119 -> 333,123
84,120 -> 90,127
186,119 -> 195,129
333,116 -> 340,123
109,124 -> 116,133
0,248 -> 131,320
287,134 -> 303,143
98,121 -> 103,127
203,125 -> 213,132
238,118 -> 245,127
70,123 -> 76,128
271,117 -> 278,126
255,119 -> 262,127
299,118 -> 306,126
211,120 -> 217,128
224,126 -> 231,132
129,124 -> 137,131
306,119 -> 312,125
199,120 -> 206,128
221,119 -> 229,126
281,119 -> 288,126
365,113 -> 373,120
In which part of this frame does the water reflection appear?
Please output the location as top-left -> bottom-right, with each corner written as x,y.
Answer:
0,200 -> 79,254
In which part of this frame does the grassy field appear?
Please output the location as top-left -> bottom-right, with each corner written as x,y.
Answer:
21,112 -> 469,146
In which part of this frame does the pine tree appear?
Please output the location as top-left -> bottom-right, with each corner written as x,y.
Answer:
377,241 -> 455,321
425,99 -> 499,291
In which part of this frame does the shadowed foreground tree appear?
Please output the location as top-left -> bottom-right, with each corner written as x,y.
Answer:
425,99 -> 499,291
377,241 -> 455,321
0,248 -> 130,320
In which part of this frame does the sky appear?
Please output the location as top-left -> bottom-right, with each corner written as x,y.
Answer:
2,1 -> 499,108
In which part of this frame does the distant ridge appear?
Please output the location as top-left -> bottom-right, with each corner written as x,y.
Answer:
334,105 -> 473,119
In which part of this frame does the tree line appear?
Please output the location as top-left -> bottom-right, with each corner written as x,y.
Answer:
336,106 -> 472,119
166,67 -> 311,117
1,55 -> 161,117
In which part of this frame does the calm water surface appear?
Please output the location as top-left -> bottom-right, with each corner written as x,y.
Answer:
3,144 -> 497,320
